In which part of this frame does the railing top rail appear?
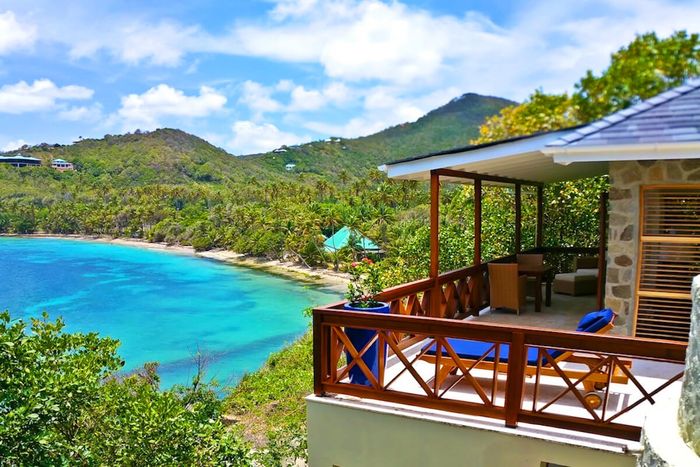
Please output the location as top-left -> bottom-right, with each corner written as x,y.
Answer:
437,263 -> 486,284
312,308 -> 688,363
375,278 -> 434,301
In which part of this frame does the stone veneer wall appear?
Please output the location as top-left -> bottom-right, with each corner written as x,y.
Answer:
638,276 -> 700,466
678,275 -> 700,455
606,159 -> 700,335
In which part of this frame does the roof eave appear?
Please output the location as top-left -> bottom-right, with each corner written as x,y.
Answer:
380,131 -> 568,180
544,141 -> 700,165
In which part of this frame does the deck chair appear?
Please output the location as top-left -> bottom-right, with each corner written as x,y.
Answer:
516,253 -> 544,299
488,263 -> 527,315
421,309 -> 630,408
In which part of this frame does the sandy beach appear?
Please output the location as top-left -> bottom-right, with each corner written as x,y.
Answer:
3,234 -> 349,293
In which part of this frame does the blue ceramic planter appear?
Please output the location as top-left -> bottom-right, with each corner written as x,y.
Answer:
343,302 -> 390,386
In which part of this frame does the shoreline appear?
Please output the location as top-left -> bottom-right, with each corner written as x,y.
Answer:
2,233 -> 349,293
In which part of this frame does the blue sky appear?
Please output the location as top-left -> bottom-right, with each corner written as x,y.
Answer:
0,0 -> 698,154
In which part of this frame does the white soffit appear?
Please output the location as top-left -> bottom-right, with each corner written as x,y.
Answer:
381,130 -> 608,183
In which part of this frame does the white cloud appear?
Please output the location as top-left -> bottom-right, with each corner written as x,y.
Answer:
288,82 -> 354,111
275,80 -> 295,92
238,80 -> 283,117
13,0 -> 700,98
228,120 -> 307,154
116,84 -> 227,130
69,20 -> 201,67
0,11 -> 36,54
2,138 -> 29,152
223,0 -> 700,98
0,79 -> 93,114
238,79 -> 355,116
57,104 -> 103,122
269,0 -> 321,20
289,85 -> 325,111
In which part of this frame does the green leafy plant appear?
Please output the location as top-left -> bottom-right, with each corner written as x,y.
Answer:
346,257 -> 384,307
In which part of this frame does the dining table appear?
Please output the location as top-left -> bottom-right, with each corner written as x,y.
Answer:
517,264 -> 553,312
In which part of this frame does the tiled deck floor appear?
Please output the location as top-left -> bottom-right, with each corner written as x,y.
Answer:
471,290 -> 600,331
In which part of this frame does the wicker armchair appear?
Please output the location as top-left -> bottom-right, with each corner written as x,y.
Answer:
488,263 -> 527,315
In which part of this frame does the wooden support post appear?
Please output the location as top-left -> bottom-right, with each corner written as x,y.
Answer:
597,192 -> 608,310
514,183 -> 522,253
474,179 -> 482,265
430,171 -> 441,317
536,185 -> 544,248
504,332 -> 526,428
472,179 -> 483,316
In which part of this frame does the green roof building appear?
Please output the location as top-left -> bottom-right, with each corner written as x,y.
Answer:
323,226 -> 381,253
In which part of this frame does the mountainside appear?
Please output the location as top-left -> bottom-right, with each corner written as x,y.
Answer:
243,93 -> 514,175
11,129 -> 271,186
1,92 -> 513,188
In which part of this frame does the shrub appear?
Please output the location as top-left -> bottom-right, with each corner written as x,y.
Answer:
0,311 -> 251,465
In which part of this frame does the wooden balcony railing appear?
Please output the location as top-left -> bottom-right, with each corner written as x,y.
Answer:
312,308 -> 687,440
373,263 -> 489,320
343,246 -> 598,321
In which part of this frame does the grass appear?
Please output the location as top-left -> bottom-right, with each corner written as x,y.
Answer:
225,329 -> 314,448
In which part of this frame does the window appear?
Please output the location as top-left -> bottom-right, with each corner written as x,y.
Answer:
634,185 -> 700,341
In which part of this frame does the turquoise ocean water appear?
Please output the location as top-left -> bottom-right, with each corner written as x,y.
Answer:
0,237 -> 340,388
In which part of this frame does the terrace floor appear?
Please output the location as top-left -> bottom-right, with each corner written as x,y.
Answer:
472,289 -> 621,333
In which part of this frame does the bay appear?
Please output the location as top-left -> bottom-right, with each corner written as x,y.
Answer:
0,237 -> 340,388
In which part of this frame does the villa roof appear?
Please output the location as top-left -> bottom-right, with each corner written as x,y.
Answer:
549,80 -> 700,148
0,154 -> 41,161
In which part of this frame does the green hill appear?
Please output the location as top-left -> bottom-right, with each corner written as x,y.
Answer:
243,93 -> 514,176
0,92 -> 513,194
8,129 -> 271,186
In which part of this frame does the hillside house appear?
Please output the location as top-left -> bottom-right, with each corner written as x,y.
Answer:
51,158 -> 74,171
308,81 -> 700,466
0,154 -> 41,167
285,163 -> 296,171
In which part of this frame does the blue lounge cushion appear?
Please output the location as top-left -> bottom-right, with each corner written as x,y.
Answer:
423,339 -> 547,366
576,308 -> 614,333
423,309 -> 615,366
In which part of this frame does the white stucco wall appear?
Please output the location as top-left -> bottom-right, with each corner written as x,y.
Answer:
307,396 -> 637,467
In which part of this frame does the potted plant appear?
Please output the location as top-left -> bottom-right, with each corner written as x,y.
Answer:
343,258 -> 389,386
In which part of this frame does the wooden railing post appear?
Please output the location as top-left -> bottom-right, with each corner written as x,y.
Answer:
536,185 -> 544,248
515,183 -> 522,253
504,331 -> 527,428
474,179 -> 482,265
313,310 -> 326,396
430,171 -> 442,317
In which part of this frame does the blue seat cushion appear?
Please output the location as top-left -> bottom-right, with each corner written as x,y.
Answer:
576,308 -> 614,333
423,339 -> 548,366
423,310 -> 614,366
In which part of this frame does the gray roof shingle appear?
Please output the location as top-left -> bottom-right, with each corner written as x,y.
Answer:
548,80 -> 700,147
